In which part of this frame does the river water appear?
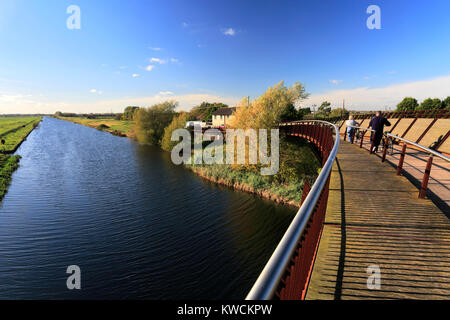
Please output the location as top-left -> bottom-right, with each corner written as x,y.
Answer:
0,117 -> 295,299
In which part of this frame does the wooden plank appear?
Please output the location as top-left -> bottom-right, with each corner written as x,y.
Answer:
306,142 -> 450,300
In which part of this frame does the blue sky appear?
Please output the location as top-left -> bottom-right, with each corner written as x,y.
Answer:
1,0 -> 450,114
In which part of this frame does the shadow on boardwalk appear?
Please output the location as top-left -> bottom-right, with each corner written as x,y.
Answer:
306,141 -> 450,300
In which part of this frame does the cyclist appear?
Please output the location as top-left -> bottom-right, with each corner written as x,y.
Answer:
369,111 -> 391,153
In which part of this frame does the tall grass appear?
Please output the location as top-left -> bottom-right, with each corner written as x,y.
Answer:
187,136 -> 320,206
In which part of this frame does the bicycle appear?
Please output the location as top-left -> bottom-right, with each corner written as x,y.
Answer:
382,131 -> 394,156
355,128 -> 364,142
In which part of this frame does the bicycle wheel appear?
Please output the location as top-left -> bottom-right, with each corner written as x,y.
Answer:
388,139 -> 394,155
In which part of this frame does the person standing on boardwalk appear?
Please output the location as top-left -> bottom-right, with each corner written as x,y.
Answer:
345,115 -> 359,143
369,111 -> 391,153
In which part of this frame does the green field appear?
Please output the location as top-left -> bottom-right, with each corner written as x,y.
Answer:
0,117 -> 42,153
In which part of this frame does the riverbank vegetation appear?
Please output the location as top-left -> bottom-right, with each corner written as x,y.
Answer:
55,81 -> 323,207
0,155 -> 20,202
134,101 -> 177,145
160,112 -> 190,151
183,81 -> 320,206
0,116 -> 41,202
188,136 -> 320,206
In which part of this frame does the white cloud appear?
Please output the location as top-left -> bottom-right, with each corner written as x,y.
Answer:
150,57 -> 167,64
329,79 -> 343,85
182,22 -> 189,28
0,93 -> 239,114
388,71 -> 397,75
119,66 -> 127,70
149,47 -> 162,51
170,58 -> 179,63
307,75 -> 450,110
132,73 -> 140,78
158,91 -> 174,96
222,28 -> 236,36
89,89 -> 103,95
146,65 -> 154,71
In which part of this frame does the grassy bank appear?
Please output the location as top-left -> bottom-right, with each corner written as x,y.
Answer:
57,117 -> 135,138
0,117 -> 42,153
0,155 -> 20,202
186,136 -> 321,207
0,116 -> 42,202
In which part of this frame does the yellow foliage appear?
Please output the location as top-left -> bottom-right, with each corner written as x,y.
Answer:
161,112 -> 190,151
229,81 -> 308,129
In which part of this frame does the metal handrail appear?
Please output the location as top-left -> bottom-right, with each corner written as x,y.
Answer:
246,120 -> 340,300
347,125 -> 450,162
347,124 -> 375,133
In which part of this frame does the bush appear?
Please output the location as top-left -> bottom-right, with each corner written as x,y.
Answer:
161,112 -> 190,151
122,106 -> 140,120
135,101 -> 177,146
96,124 -> 110,131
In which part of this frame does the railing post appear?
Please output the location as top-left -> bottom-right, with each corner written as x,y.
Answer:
381,136 -> 388,162
369,139 -> 374,154
396,144 -> 407,176
359,131 -> 365,148
419,155 -> 433,199
343,129 -> 347,141
301,180 -> 311,204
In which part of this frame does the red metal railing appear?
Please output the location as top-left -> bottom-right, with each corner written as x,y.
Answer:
246,121 -> 339,300
350,126 -> 450,199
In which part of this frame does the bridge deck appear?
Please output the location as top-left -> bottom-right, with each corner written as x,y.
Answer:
306,141 -> 450,300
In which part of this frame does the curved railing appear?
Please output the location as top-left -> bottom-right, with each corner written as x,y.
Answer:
347,124 -> 450,198
246,120 -> 340,300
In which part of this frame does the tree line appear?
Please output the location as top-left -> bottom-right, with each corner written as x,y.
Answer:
125,81 -> 313,152
396,96 -> 450,111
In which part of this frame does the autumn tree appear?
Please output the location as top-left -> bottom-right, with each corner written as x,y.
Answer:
160,112 -> 190,152
229,81 -> 309,130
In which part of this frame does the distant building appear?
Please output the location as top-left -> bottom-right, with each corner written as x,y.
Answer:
185,120 -> 206,128
212,107 -> 236,127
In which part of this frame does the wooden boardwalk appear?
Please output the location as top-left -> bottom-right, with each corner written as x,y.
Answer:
306,141 -> 450,300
